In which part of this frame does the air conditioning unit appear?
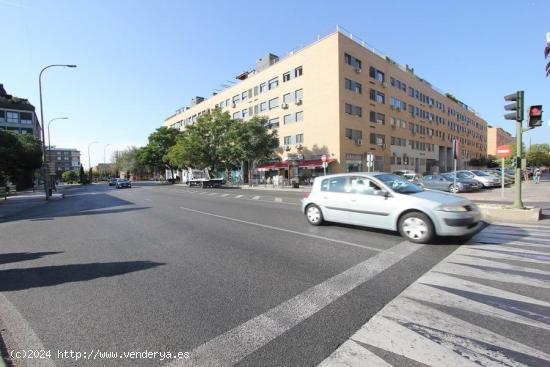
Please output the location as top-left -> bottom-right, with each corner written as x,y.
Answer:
231,103 -> 236,108
354,139 -> 363,146
284,145 -> 291,151
354,68 -> 362,74
295,99 -> 303,105
281,103 -> 289,109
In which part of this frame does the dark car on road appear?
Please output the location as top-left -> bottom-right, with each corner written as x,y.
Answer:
109,178 -> 118,186
115,179 -> 131,189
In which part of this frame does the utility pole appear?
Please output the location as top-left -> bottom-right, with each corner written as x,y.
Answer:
504,91 -> 524,209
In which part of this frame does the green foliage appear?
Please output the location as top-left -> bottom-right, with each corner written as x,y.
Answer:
0,131 -> 43,188
114,146 -> 150,176
505,141 -> 526,167
527,144 -> 550,167
62,170 -> 79,184
167,109 -> 279,175
79,164 -> 86,184
140,127 -> 181,176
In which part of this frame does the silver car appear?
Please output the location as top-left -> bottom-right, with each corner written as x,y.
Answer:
301,172 -> 482,244
456,170 -> 500,188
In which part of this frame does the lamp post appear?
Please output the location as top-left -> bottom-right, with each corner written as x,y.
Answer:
88,141 -> 100,182
47,117 -> 69,174
39,64 -> 77,200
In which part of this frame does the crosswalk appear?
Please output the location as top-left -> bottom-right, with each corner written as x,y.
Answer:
319,223 -> 550,367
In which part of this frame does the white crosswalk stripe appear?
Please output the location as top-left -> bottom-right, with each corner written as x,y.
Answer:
319,224 -> 550,366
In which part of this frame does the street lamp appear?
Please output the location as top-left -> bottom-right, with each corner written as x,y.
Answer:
88,141 -> 100,182
39,64 -> 77,200
47,117 -> 69,174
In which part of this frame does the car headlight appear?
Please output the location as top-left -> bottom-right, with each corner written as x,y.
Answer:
437,205 -> 468,212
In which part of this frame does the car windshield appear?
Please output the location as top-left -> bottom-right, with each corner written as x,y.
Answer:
457,171 -> 473,179
374,174 -> 423,194
441,174 -> 454,181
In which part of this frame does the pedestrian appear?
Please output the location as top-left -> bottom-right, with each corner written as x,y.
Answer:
535,168 -> 541,184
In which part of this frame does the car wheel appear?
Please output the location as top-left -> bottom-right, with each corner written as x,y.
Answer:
449,184 -> 459,193
305,204 -> 324,226
398,212 -> 434,244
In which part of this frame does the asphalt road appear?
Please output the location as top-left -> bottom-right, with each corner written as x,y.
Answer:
0,182 -> 468,367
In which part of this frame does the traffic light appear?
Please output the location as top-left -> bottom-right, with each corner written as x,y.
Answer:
504,91 -> 524,121
528,105 -> 543,128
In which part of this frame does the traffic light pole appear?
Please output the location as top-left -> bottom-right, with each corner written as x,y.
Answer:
513,119 -> 524,209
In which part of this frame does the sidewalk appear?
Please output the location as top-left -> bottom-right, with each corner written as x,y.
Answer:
319,223 -> 550,366
0,190 -> 63,221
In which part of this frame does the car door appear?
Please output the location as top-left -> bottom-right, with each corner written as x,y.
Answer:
432,175 -> 449,191
346,176 -> 398,230
318,176 -> 353,223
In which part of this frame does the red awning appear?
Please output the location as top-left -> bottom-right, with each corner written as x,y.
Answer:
298,158 -> 336,169
257,158 -> 335,171
256,162 -> 287,171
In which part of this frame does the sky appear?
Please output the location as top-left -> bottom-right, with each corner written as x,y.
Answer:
1,0 -> 549,168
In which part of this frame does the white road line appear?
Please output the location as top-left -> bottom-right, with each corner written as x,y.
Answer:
318,339 -> 392,367
220,193 -> 229,197
0,293 -> 55,367
235,195 -> 243,198
166,241 -> 421,367
179,206 -> 382,252
274,197 -> 283,202
252,195 -> 260,200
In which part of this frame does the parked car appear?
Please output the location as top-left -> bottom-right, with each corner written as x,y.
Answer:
115,178 -> 131,189
455,170 -> 500,188
302,172 -> 481,244
109,178 -> 118,186
418,174 -> 480,193
481,170 -> 513,186
402,173 -> 422,183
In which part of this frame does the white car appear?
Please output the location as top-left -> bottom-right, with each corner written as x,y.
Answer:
301,172 -> 482,244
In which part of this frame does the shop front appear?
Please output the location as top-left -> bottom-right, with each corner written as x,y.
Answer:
256,157 -> 336,185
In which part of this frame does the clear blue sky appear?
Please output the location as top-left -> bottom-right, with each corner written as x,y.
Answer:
1,0 -> 549,168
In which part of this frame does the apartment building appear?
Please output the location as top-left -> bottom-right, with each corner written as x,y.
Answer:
0,84 -> 42,139
164,29 -> 487,178
47,147 -> 81,175
487,126 -> 513,156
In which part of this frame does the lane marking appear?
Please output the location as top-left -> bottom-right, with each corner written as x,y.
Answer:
166,241 -> 421,367
0,293 -> 55,367
235,195 -> 243,198
252,196 -> 260,200
274,197 -> 283,203
220,193 -> 229,197
179,206 -> 383,252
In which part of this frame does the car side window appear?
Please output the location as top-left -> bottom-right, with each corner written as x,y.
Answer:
320,179 -> 329,192
424,175 -> 433,180
327,177 -> 348,193
350,176 -> 381,195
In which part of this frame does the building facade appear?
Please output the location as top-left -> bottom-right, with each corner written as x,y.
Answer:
47,147 -> 81,175
164,30 -> 487,179
487,126 -> 513,156
0,84 -> 42,139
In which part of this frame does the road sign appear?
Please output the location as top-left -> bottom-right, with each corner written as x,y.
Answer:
366,153 -> 374,162
366,161 -> 373,168
321,154 -> 327,163
322,162 -> 328,168
496,145 -> 512,158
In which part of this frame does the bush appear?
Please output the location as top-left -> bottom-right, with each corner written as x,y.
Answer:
62,170 -> 79,184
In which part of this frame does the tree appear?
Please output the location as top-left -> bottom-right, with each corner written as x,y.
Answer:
505,140 -> 526,167
113,146 -> 150,179
527,144 -> 550,167
140,127 -> 181,179
0,131 -> 42,189
79,164 -> 86,184
62,170 -> 79,184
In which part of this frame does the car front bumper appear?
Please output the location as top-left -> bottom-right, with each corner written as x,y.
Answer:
434,210 -> 482,236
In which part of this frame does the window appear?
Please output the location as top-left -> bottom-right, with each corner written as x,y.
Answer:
284,114 -> 295,124
6,111 -> 18,123
327,176 -> 348,193
370,133 -> 385,146
369,111 -> 385,124
242,109 -> 248,118
390,97 -> 406,111
283,93 -> 293,104
260,82 -> 268,93
350,177 -> 381,195
369,89 -> 385,103
268,78 -> 278,90
283,136 -> 291,145
0,111 -> 5,123
20,113 -> 33,124
369,67 -> 385,82
344,53 -> 362,69
268,98 -> 279,109
345,78 -> 362,94
260,102 -> 267,112
232,112 -> 241,119
283,72 -> 291,82
242,91 -> 248,101
295,89 -> 303,101
294,66 -> 303,77
254,105 -> 259,115
345,128 -> 362,140
267,117 -> 279,128
345,103 -> 362,117
295,111 -> 303,122
295,133 -> 304,144
321,179 -> 329,192
232,94 -> 240,105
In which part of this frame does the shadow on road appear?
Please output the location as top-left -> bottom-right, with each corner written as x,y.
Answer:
0,251 -> 62,265
0,261 -> 164,292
